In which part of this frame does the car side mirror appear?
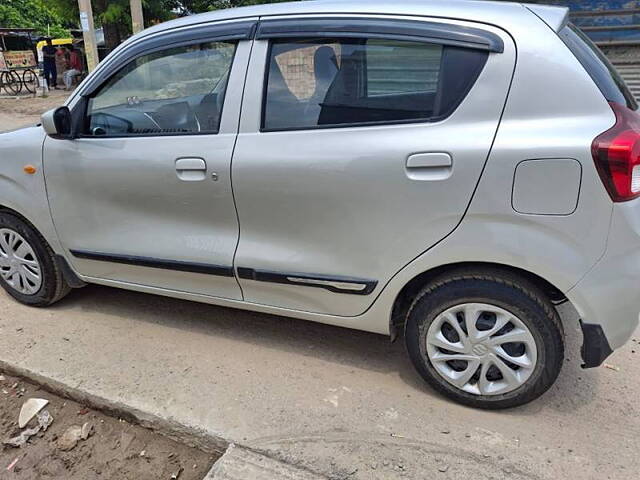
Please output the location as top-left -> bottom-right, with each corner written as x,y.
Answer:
41,106 -> 73,139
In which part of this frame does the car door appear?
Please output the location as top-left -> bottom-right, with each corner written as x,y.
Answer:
44,23 -> 255,299
232,16 -> 516,316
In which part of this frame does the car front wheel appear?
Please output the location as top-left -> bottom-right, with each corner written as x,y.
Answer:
0,212 -> 70,306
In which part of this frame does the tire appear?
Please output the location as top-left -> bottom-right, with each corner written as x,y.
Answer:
22,69 -> 38,94
1,71 -> 22,95
0,212 -> 70,307
405,268 -> 564,409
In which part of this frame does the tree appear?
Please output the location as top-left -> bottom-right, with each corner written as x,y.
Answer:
47,0 -> 179,51
18,0 -> 292,51
0,0 -> 71,37
175,0 -> 289,14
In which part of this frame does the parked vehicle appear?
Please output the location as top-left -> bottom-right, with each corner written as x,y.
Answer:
1,0 -> 638,409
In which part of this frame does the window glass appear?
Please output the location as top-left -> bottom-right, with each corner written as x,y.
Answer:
86,41 -> 236,136
263,38 -> 487,131
274,43 -> 341,100
366,39 -> 441,96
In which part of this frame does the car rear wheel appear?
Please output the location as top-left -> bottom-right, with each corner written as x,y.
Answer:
405,268 -> 564,409
0,213 -> 70,306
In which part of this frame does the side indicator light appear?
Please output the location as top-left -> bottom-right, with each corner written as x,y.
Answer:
23,165 -> 37,175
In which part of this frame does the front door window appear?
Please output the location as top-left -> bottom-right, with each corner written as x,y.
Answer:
86,41 -> 236,136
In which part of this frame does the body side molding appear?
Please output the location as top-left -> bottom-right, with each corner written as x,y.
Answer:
69,250 -> 235,277
237,267 -> 377,295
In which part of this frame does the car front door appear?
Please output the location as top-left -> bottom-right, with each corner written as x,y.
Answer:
231,16 -> 516,315
44,24 -> 254,299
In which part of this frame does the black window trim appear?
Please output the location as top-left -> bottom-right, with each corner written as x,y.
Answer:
559,23 -> 637,111
255,17 -> 504,53
259,37 -> 489,133
76,37 -> 241,139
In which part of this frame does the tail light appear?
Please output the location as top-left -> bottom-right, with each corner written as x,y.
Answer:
592,102 -> 640,202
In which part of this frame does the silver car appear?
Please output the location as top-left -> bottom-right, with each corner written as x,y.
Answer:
1,0 -> 638,409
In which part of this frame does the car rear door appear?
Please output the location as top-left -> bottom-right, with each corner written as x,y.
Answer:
44,21 -> 255,299
231,16 -> 516,316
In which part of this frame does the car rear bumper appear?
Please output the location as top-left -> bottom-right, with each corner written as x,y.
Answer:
567,199 -> 640,367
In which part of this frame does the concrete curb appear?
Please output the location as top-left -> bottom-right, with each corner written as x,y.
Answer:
0,359 -> 228,455
204,444 -> 328,480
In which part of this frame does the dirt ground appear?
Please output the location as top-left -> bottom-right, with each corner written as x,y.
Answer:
0,90 -> 69,133
0,372 -> 216,480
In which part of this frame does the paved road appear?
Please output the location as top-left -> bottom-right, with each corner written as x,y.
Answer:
0,285 -> 638,480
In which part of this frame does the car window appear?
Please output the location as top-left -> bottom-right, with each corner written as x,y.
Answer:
262,38 -> 488,131
85,41 -> 236,136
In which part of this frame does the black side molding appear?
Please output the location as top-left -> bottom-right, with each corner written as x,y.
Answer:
70,250 -> 234,277
55,255 -> 87,288
256,18 -> 504,53
237,267 -> 377,295
580,320 -> 614,368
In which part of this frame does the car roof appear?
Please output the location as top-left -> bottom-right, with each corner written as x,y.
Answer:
139,0 -> 567,40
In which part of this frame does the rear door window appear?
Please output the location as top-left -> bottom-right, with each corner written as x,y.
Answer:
262,37 -> 488,131
559,23 -> 637,110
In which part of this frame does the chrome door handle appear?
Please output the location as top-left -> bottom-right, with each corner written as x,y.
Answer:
406,152 -> 453,181
175,157 -> 206,181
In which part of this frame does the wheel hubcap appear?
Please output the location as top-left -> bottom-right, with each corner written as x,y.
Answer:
425,303 -> 538,396
0,228 -> 42,295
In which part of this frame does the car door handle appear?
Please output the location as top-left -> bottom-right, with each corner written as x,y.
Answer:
175,157 -> 207,181
406,152 -> 453,181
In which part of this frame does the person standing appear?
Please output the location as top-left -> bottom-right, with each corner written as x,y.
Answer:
42,38 -> 58,89
63,45 -> 83,90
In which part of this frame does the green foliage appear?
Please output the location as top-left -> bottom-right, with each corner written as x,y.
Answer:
176,0 -> 291,14
44,0 -> 78,26
0,0 -> 71,38
48,0 -> 183,32
101,3 -> 128,24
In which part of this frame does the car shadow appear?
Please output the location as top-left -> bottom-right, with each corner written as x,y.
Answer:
49,284 -> 597,413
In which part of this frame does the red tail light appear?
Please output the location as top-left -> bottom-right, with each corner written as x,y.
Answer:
592,102 -> 640,202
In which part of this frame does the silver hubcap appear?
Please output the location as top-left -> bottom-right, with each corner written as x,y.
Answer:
0,228 -> 42,295
426,303 -> 538,396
